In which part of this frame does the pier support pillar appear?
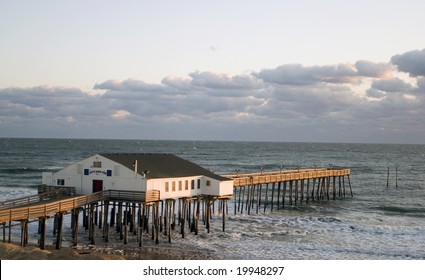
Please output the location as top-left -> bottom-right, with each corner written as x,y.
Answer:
39,217 -> 47,250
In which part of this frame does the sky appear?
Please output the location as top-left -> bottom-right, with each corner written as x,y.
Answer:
1,0 -> 425,143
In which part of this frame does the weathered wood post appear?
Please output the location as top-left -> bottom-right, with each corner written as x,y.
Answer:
20,220 -> 28,247
2,222 -> 6,243
73,209 -> 80,246
55,213 -> 64,249
39,217 -> 47,249
348,175 -> 353,197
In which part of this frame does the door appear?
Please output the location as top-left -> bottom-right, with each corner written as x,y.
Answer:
92,179 -> 103,193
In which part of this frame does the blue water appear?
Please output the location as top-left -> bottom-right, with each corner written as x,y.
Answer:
1,138 -> 425,259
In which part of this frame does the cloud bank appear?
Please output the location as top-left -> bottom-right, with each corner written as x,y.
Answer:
1,49 -> 425,143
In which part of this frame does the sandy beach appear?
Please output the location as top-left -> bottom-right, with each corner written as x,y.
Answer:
0,240 -> 220,260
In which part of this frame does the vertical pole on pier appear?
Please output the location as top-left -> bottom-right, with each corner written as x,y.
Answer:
264,183 -> 269,213
395,166 -> 398,188
289,181 -> 293,206
168,200 -> 172,243
172,199 -> 176,230
163,200 -> 168,236
333,176 -> 336,200
132,203 -> 137,235
117,202 -> 123,239
155,202 -> 159,244
110,202 -> 115,227
282,181 -> 287,208
222,199 -> 227,232
311,178 -> 315,202
159,200 -> 164,233
2,222 -> 6,243
300,179 -> 304,204
256,184 -> 261,214
73,209 -> 80,246
316,178 -> 321,200
55,213 -> 64,249
103,201 -> 109,242
181,199 -> 186,238
20,220 -> 28,247
294,180 -> 298,205
90,204 -> 95,245
240,186 -> 245,214
326,177 -> 330,200
98,205 -> 103,230
123,203 -> 128,245
271,182 -> 275,212
306,179 -> 310,204
139,204 -> 145,247
348,175 -> 353,197
387,167 -> 390,187
195,196 -> 200,235
8,220 -> 11,243
277,182 -> 281,209
342,176 -> 346,197
39,218 -> 46,250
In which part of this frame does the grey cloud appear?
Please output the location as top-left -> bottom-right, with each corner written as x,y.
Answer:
189,71 -> 263,90
391,49 -> 425,77
256,60 -> 392,86
94,79 -> 164,92
255,63 -> 356,86
371,78 -> 413,93
161,76 -> 193,91
355,60 -> 392,78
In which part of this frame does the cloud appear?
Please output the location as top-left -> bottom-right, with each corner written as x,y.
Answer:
391,49 -> 425,77
371,78 -> 413,93
355,60 -> 392,79
94,79 -> 164,92
189,71 -> 264,90
2,49 -> 425,143
255,61 -> 392,86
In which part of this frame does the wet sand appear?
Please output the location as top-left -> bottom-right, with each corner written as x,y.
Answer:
0,241 -> 220,260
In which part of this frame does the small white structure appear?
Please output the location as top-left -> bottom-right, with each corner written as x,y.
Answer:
42,153 -> 234,200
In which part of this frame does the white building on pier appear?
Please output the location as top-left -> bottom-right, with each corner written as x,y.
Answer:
42,153 -> 234,200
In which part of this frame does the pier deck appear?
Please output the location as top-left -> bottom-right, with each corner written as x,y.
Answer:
0,167 -> 351,250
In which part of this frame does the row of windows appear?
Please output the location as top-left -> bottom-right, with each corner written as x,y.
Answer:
165,179 -> 211,192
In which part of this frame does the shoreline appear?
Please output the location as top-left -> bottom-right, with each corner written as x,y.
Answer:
0,240 -> 221,260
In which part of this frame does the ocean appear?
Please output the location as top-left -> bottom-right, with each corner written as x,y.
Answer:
1,138 -> 425,259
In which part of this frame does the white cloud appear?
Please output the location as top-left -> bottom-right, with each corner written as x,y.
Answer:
2,49 -> 425,143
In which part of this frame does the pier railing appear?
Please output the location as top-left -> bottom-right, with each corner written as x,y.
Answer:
0,189 -> 160,223
225,168 -> 350,187
0,187 -> 76,210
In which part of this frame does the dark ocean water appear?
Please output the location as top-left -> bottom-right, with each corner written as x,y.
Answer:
1,138 -> 425,259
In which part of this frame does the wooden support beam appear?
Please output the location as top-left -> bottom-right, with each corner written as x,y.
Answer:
39,218 -> 46,250
55,213 -> 64,249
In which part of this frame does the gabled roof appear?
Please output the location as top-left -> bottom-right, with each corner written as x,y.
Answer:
100,153 -> 232,181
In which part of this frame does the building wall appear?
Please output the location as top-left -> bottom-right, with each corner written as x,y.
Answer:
148,176 -> 233,200
42,154 -> 146,195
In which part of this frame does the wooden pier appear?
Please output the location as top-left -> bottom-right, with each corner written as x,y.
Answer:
224,168 -> 352,214
0,167 -> 351,251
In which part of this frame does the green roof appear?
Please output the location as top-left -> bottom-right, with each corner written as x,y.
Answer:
100,153 -> 231,181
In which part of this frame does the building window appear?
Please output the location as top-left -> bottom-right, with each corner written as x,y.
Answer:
197,179 -> 201,189
191,180 -> 195,190
178,181 -> 182,191
93,161 -> 102,168
172,181 -> 176,192
165,182 -> 169,192
206,180 -> 211,186
57,179 -> 65,186
185,180 -> 189,190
